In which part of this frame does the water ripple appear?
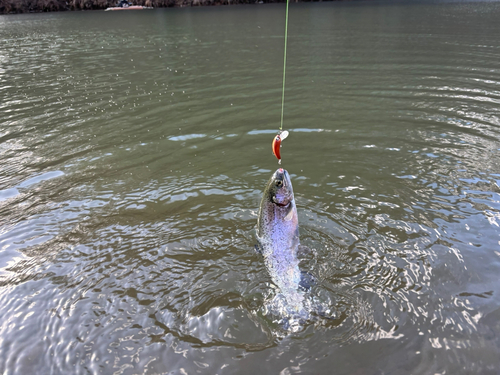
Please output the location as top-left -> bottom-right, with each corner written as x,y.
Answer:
2,3 -> 500,374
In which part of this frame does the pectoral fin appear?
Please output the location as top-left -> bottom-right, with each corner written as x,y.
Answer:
254,244 -> 263,255
284,200 -> 295,221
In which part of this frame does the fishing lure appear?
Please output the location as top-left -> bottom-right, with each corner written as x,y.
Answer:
272,134 -> 282,161
272,131 -> 289,162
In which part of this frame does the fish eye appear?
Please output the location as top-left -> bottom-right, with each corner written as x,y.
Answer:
275,180 -> 283,187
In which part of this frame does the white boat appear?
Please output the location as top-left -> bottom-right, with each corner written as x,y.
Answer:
105,1 -> 153,11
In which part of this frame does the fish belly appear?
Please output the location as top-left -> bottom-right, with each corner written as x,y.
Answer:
264,242 -> 307,315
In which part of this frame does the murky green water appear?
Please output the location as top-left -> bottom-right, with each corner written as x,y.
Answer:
1,1 -> 500,373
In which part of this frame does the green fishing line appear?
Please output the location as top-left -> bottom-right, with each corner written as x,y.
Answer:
280,0 -> 290,131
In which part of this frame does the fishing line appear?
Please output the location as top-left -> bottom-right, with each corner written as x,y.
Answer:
279,0 -> 290,131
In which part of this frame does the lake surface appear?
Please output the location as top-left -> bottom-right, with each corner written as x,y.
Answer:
1,1 -> 500,373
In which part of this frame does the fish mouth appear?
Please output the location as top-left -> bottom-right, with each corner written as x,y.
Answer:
272,195 -> 293,207
274,201 -> 289,207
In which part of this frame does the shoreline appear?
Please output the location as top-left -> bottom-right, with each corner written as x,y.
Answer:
1,0 -> 345,15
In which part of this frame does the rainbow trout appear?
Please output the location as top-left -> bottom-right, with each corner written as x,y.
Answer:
256,168 -> 309,322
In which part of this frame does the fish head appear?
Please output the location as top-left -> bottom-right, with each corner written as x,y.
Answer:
257,168 -> 298,240
267,168 -> 294,206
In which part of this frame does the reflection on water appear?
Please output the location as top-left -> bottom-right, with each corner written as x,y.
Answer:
1,1 -> 500,374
